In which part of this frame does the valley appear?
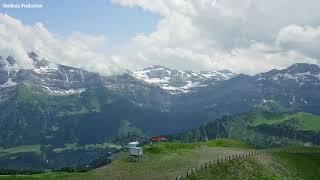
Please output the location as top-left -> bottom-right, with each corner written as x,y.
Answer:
1,54 -> 320,176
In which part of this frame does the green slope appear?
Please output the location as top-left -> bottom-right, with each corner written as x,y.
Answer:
0,140 -> 252,180
169,110 -> 320,148
0,145 -> 41,158
252,112 -> 320,132
2,141 -> 319,180
185,149 -> 320,180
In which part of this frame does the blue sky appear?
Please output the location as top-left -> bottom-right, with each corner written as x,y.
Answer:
0,0 -> 159,45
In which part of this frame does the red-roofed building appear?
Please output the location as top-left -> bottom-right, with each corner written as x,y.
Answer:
151,136 -> 167,142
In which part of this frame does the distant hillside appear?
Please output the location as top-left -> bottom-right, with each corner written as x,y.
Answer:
185,148 -> 320,180
168,110 -> 320,148
252,112 -> 320,131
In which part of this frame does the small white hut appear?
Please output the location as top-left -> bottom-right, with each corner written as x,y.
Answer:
128,141 -> 143,157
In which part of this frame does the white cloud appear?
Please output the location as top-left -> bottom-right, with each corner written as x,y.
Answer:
111,0 -> 320,74
1,0 -> 320,75
276,25 -> 320,59
0,13 -> 123,75
218,43 -> 317,74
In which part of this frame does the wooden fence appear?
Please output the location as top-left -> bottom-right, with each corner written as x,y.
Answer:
175,147 -> 320,180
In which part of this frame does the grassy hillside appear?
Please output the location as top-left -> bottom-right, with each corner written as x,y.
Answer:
185,149 -> 320,180
1,141 -> 319,180
89,140 -> 252,180
0,145 -> 41,158
0,140 -> 251,180
169,110 -> 320,148
206,139 -> 251,149
252,112 -> 320,132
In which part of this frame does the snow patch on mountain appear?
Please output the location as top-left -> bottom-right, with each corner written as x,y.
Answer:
0,78 -> 17,88
42,86 -> 86,96
132,65 -> 237,93
255,64 -> 320,90
33,63 -> 58,74
271,72 -> 320,83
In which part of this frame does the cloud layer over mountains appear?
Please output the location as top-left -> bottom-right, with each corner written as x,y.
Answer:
1,0 -> 320,75
0,14 -> 123,75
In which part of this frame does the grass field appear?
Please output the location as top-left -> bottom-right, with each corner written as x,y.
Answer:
52,142 -> 122,153
0,139 -> 251,180
1,140 -> 319,180
185,150 -> 320,180
206,139 -> 252,149
0,145 -> 41,157
0,142 -> 121,156
252,112 -> 320,131
275,151 -> 320,179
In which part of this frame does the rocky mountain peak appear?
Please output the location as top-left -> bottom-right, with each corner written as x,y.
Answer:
28,51 -> 39,59
0,56 -> 15,69
133,65 -> 237,94
5,56 -> 16,65
286,63 -> 320,75
255,63 -> 320,89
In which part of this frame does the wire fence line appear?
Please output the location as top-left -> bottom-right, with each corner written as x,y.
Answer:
175,147 -> 320,180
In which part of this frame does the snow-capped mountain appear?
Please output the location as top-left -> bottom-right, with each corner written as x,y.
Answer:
256,63 -> 320,87
179,63 -> 320,116
0,52 -> 102,96
132,65 -> 237,93
0,53 -> 171,110
253,63 -> 320,107
1,53 -> 237,97
2,52 -> 320,159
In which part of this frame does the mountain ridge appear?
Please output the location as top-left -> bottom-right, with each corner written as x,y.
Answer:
1,53 -> 320,139
1,53 -> 320,170
132,65 -> 237,93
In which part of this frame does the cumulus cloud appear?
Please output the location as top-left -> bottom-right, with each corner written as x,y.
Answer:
276,25 -> 320,59
1,0 -> 320,75
0,13 -> 123,75
111,0 -> 320,74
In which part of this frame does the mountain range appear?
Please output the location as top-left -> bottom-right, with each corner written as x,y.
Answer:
1,52 -> 320,148
132,65 -> 237,93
